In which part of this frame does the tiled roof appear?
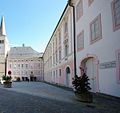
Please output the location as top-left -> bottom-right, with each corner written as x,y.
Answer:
8,46 -> 43,59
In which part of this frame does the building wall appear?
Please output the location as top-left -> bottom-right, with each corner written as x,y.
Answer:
7,57 -> 44,81
0,35 -> 9,78
7,46 -> 44,81
75,0 -> 120,97
43,6 -> 74,87
43,0 -> 120,97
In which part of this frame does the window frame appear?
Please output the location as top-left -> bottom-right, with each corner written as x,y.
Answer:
111,0 -> 120,31
65,44 -> 69,57
76,0 -> 83,21
77,30 -> 84,51
90,14 -> 102,44
88,0 -> 94,6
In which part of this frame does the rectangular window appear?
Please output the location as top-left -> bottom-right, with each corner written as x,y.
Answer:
10,64 -> 12,69
26,64 -> 28,69
0,40 -> 4,44
64,21 -> 68,34
21,64 -> 24,68
116,49 -> 120,83
88,0 -> 94,6
1,40 -> 4,44
90,14 -> 102,44
76,0 -> 83,21
77,30 -> 84,51
112,0 -> 120,31
59,69 -> 61,76
56,38 -> 57,49
65,45 -> 69,57
56,51 -> 58,63
59,49 -> 61,61
25,71 -> 28,75
59,31 -> 61,45
18,64 -> 20,69
53,54 -> 55,65
14,64 -> 16,69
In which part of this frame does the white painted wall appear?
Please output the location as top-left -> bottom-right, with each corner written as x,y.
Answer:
76,0 -> 120,97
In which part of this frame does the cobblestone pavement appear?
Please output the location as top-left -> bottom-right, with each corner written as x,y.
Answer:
0,82 -> 120,113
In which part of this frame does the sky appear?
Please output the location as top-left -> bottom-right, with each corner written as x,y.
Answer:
0,0 -> 67,52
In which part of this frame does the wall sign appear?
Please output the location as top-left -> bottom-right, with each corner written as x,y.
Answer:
100,61 -> 116,69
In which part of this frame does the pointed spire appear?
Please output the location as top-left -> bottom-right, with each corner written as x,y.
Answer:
0,16 -> 6,36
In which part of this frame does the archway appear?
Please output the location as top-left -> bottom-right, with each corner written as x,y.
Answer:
80,55 -> 99,93
66,67 -> 71,87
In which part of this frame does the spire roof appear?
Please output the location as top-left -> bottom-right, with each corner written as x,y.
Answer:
0,16 -> 6,36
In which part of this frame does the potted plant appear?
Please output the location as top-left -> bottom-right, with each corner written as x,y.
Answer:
2,75 -> 12,88
72,72 -> 93,103
2,70 -> 12,88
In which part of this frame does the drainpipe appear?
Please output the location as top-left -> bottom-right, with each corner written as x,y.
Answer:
5,53 -> 8,76
68,0 -> 77,77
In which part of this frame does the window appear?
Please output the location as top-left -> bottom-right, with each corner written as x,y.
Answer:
112,0 -> 120,31
88,0 -> 94,6
10,64 -> 12,69
77,31 -> 84,51
116,49 -> 120,83
76,0 -> 83,21
21,64 -> 24,68
59,31 -> 61,45
59,69 -> 61,76
14,64 -> 17,69
21,71 -> 24,75
64,21 -> 68,34
0,40 -> 4,44
13,71 -> 16,75
56,51 -> 58,63
65,44 -> 69,57
56,38 -> 57,49
59,49 -> 61,61
26,64 -> 28,69
53,54 -> 55,65
90,14 -> 102,44
18,64 -> 20,69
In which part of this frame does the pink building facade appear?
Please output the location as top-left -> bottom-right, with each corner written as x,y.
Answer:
43,0 -> 120,97
7,46 -> 44,81
43,5 -> 74,87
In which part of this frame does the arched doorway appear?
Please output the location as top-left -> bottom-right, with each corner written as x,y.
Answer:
80,56 -> 99,93
66,67 -> 71,87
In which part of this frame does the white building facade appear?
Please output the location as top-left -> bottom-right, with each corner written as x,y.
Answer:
7,45 -> 44,81
44,0 -> 120,97
74,0 -> 120,97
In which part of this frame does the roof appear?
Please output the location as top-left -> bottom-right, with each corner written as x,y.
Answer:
0,16 -> 6,36
8,46 -> 43,59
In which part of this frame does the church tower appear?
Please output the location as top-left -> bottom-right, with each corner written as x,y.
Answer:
0,16 -> 9,78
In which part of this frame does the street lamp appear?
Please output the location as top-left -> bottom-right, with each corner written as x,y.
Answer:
68,0 -> 77,77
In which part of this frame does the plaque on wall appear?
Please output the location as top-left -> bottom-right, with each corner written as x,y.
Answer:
100,61 -> 116,69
